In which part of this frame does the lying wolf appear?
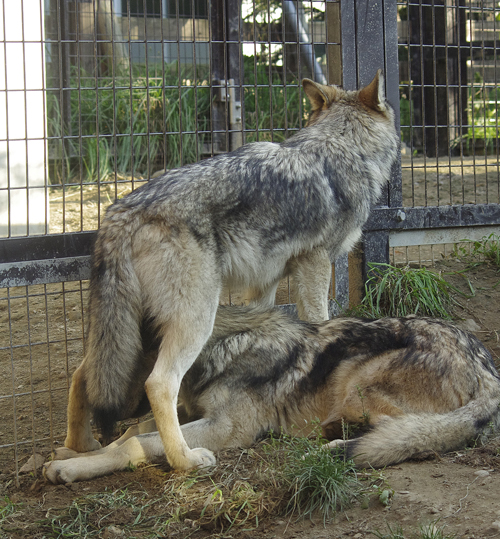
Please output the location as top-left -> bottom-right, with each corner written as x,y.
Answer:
44,306 -> 500,484
68,70 -> 399,471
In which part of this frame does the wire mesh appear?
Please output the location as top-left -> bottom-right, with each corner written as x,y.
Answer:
398,0 -> 500,209
0,0 -> 339,480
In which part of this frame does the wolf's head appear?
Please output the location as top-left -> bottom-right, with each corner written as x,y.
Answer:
302,70 -> 393,127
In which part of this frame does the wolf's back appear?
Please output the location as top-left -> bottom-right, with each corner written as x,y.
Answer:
82,210 -> 145,441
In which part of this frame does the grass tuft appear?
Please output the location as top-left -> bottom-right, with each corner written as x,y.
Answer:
371,520 -> 455,539
264,427 -> 362,522
462,233 -> 500,268
353,263 -> 456,320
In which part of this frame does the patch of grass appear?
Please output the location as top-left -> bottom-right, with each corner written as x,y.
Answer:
264,427 -> 362,522
38,486 -> 177,538
47,63 -> 212,184
48,57 -> 307,185
0,496 -> 23,539
353,263 -> 456,320
243,56 -> 303,143
460,233 -> 500,268
371,521 -> 455,539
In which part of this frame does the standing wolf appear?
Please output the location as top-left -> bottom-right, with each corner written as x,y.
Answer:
64,71 -> 399,470
45,306 -> 500,484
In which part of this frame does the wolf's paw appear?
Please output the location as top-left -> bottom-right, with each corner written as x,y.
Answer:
43,461 -> 75,485
52,447 -> 80,461
176,448 -> 216,470
64,436 -> 101,453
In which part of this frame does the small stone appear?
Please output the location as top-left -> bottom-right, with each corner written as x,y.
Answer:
20,453 -> 45,473
103,526 -> 126,538
474,470 -> 490,478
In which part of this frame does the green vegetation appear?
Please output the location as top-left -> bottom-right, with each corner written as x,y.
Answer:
372,521 -> 455,539
48,58 -> 305,185
460,232 -> 500,268
38,487 -> 173,538
47,63 -> 211,185
264,427 -> 362,522
354,263 -> 456,319
0,496 -> 21,539
243,57 -> 302,143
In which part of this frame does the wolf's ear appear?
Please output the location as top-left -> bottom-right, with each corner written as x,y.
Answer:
358,69 -> 387,113
302,79 -> 338,110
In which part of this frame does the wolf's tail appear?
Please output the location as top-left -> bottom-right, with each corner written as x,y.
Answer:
344,394 -> 500,468
82,215 -> 145,442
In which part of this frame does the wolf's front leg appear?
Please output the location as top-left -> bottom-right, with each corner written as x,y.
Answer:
291,246 -> 331,322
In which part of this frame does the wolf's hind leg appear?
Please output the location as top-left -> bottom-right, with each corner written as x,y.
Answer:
291,246 -> 331,322
144,300 -> 220,470
62,364 -> 101,454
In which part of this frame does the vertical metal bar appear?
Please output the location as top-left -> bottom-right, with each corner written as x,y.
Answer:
431,0 -> 439,201
458,0 -> 466,204
480,0 -> 488,204
126,0 -> 134,189
340,0 -> 356,89
227,0 -> 243,150
21,0 -> 30,235
7,288 -> 19,486
406,0 -> 417,207
92,0 -> 101,223
326,0 -> 341,86
110,0 -> 119,197
43,284 -> 54,455
468,0 -> 477,198
41,0 -> 49,235
418,1 -> 428,203
190,0 -> 200,162
142,0 -> 152,176
210,0 -> 227,154
175,0 -> 184,165
383,0 -> 402,208
75,0 -> 85,230
56,0 -> 66,230
494,0 -> 500,202
267,0 -> 273,142
160,0 -> 167,171
444,0 -> 452,205
348,0 -> 400,280
25,287 -> 38,472
1,0 -> 10,237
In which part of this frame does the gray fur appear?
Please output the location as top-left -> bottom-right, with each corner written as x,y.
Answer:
45,306 -> 500,484
67,71 -> 399,470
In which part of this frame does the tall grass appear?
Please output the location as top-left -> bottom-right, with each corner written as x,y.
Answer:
243,56 -> 303,143
355,263 -> 456,319
47,63 -> 211,184
48,58 -> 305,184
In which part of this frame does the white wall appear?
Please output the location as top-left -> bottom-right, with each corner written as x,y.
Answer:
0,0 -> 48,237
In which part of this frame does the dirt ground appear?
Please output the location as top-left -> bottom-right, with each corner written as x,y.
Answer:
2,158 -> 500,537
